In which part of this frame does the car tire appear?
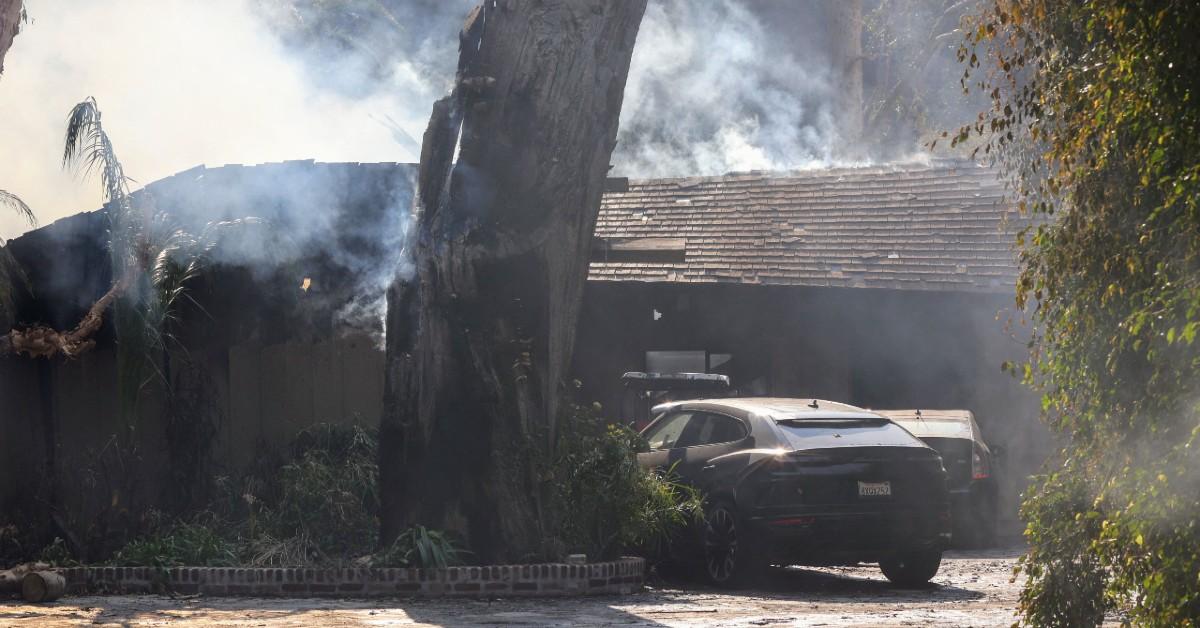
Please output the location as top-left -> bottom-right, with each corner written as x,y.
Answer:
701,501 -> 764,587
879,549 -> 942,587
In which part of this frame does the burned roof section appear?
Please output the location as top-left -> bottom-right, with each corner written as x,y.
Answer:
5,160 -> 416,339
589,160 -> 1021,292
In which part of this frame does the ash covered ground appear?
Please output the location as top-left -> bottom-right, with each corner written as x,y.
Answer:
1,549 -> 1033,627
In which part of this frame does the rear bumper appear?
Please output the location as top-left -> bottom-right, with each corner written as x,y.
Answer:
747,506 -> 952,566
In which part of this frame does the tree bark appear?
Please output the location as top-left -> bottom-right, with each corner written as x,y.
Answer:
380,0 -> 646,562
0,0 -> 22,77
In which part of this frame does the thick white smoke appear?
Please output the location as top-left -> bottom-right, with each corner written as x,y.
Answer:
614,0 -> 845,178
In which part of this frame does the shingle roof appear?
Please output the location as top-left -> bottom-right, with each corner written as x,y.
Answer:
588,160 -> 1022,293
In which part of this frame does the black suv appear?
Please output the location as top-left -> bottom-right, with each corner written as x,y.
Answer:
637,398 -> 951,587
876,409 -> 999,547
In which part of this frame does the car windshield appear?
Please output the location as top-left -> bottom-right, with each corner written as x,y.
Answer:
775,417 -> 921,449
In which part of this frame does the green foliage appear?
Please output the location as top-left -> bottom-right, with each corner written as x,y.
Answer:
113,521 -> 238,568
544,403 -> 703,561
108,422 -> 422,568
962,2 -> 1200,625
373,526 -> 466,569
265,423 -> 381,559
35,537 -> 80,568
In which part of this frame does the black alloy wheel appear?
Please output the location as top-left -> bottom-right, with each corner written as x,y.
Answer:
703,502 -> 743,586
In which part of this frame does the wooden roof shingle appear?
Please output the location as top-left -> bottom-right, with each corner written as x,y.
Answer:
588,160 -> 1022,293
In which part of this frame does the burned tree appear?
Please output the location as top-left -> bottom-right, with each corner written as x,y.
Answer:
381,0 -> 646,561
0,0 -> 20,76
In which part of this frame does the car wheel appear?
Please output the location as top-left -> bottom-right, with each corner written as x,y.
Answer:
879,549 -> 942,587
702,501 -> 762,587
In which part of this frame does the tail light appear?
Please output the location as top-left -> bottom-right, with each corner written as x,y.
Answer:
972,443 -> 990,480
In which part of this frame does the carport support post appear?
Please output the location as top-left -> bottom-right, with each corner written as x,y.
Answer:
379,0 -> 647,561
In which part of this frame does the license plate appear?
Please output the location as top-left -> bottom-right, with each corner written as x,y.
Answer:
858,481 -> 891,497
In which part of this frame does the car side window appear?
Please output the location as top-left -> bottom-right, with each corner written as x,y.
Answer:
643,412 -> 693,450
707,413 -> 749,444
676,412 -> 747,448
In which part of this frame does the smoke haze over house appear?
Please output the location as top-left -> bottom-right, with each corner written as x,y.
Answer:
0,0 -> 977,240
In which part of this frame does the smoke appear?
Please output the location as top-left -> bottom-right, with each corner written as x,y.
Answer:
0,0 -> 983,241
613,0 -> 844,178
122,161 -> 416,336
0,0 -> 446,240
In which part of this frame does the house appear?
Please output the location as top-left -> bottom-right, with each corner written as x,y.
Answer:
0,159 -> 1045,535
574,161 -> 1046,530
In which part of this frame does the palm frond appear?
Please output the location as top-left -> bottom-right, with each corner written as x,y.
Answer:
0,190 -> 36,226
63,97 -> 129,204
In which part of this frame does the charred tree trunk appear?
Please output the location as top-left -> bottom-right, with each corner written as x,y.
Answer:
381,0 -> 646,562
0,0 -> 21,77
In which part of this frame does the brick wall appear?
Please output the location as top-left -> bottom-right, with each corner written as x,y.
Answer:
58,558 -> 644,598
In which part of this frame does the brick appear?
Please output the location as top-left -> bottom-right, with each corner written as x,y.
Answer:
67,558 -> 646,600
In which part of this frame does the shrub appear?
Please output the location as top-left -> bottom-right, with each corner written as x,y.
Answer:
110,422 -> 391,568
373,526 -> 466,568
35,537 -> 80,568
113,521 -> 238,568
263,423 -> 380,560
545,403 -> 702,561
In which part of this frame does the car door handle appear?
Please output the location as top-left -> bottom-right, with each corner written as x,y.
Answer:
701,465 -> 716,472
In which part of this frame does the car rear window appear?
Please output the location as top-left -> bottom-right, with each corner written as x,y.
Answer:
776,418 -> 922,449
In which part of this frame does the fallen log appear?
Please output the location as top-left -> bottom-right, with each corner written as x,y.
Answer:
0,562 -> 49,595
21,570 -> 65,602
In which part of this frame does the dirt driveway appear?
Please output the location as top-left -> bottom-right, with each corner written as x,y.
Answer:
0,549 -> 1023,627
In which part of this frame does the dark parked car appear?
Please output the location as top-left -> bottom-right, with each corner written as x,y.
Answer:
637,398 -> 951,587
876,409 -> 999,547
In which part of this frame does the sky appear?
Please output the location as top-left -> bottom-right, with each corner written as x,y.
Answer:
0,0 -> 439,240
